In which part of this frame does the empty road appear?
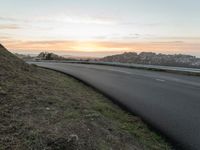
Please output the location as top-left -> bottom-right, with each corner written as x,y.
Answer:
31,62 -> 200,150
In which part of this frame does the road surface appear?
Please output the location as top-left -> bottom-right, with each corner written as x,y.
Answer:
31,62 -> 200,150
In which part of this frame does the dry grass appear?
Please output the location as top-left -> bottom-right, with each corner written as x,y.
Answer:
0,44 -> 173,150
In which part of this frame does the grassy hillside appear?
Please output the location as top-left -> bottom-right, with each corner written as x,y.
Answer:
0,44 -> 173,150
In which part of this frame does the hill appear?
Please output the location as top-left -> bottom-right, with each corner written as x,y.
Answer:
0,44 -> 172,150
15,53 -> 34,61
101,52 -> 200,68
0,44 -> 28,72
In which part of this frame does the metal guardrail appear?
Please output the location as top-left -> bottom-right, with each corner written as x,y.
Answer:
28,60 -> 200,76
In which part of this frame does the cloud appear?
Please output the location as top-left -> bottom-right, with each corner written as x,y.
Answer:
151,41 -> 185,44
2,39 -> 200,51
0,15 -> 115,25
120,34 -> 141,40
54,16 -> 115,25
0,16 -> 18,22
117,21 -> 163,27
0,36 -> 12,40
2,39 -> 200,57
0,24 -> 20,30
93,34 -> 141,41
3,40 -> 77,50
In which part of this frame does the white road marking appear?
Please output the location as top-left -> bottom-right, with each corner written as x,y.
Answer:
105,69 -> 132,75
156,79 -> 165,82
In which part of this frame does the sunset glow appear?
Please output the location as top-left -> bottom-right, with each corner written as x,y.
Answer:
0,0 -> 200,57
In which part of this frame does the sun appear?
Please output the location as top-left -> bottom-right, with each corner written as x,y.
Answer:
71,41 -> 103,52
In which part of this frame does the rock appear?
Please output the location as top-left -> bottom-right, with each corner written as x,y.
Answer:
47,135 -> 79,150
46,107 -> 50,110
68,134 -> 79,143
47,137 -> 69,150
0,87 -> 6,96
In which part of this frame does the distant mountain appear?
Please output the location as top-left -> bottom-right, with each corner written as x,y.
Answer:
63,55 -> 99,61
15,53 -> 34,60
100,52 -> 200,68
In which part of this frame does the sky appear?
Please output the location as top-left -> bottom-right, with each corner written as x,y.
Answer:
0,0 -> 200,57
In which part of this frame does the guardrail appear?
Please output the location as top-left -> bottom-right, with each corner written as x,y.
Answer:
28,60 -> 200,76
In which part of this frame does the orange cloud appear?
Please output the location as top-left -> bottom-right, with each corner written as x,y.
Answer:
0,24 -> 20,30
2,39 -> 200,56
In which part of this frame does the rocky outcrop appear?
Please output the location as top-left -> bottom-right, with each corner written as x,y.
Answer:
101,52 -> 200,68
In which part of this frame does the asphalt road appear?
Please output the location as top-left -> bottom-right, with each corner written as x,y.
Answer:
31,62 -> 200,150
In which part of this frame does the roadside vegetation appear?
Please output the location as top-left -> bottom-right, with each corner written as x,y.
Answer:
0,44 -> 173,150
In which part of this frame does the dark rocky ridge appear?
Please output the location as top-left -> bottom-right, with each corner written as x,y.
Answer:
101,52 -> 200,68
